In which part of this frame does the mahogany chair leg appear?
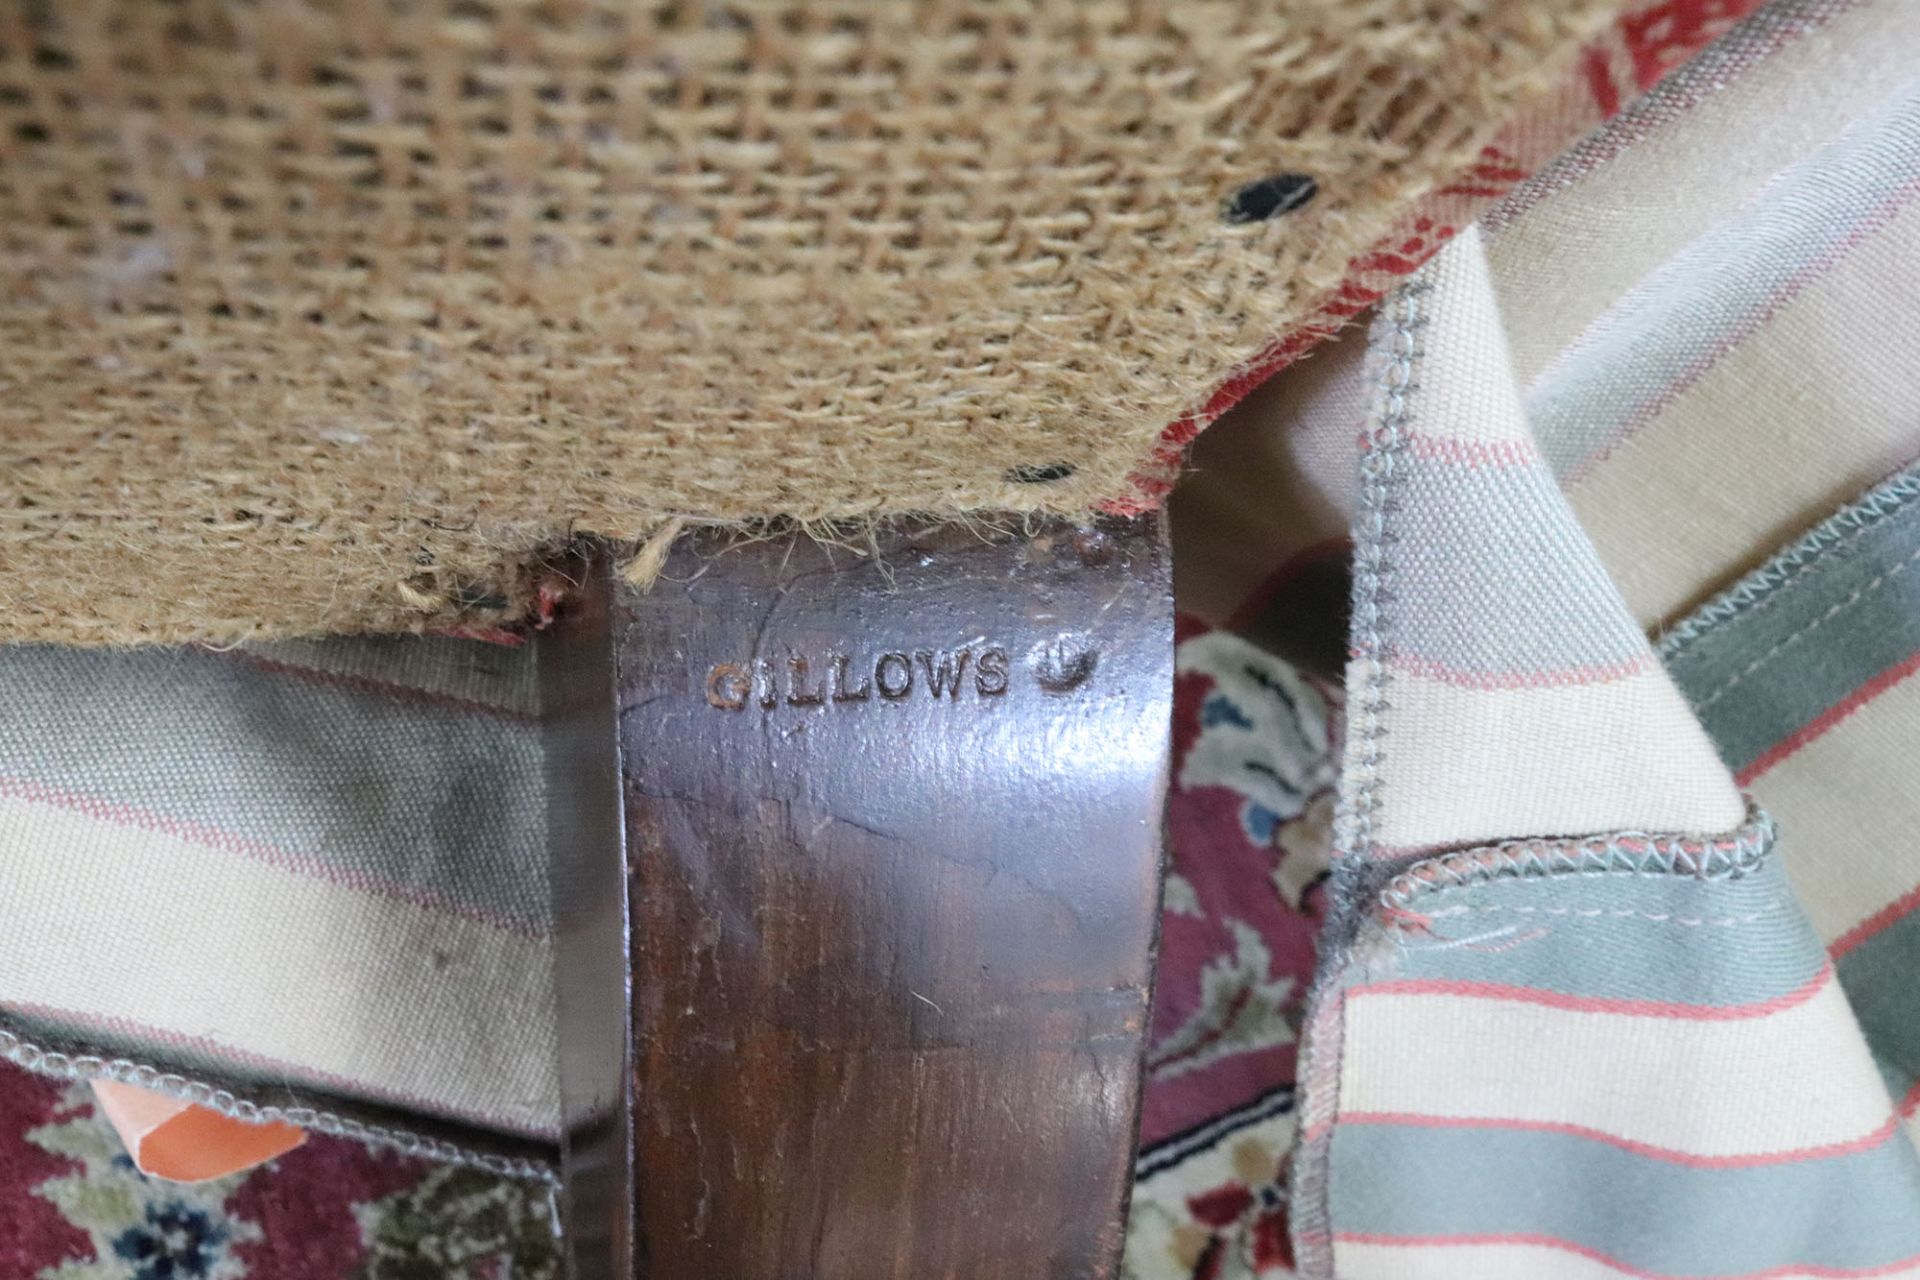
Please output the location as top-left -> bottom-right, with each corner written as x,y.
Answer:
542,519 -> 1173,1280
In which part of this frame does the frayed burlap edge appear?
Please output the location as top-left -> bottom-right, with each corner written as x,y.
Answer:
0,0 -> 1626,644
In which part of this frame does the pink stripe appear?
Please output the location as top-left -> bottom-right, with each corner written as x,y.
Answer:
0,774 -> 541,940
6,1000 -> 555,1140
212,648 -> 542,724
1741,649 -> 1920,786
1333,1233 -> 1920,1279
1389,651 -> 1657,691
1348,963 -> 1833,1021
1832,880 -> 1920,960
1335,1109 -> 1901,1169
1400,433 -> 1542,470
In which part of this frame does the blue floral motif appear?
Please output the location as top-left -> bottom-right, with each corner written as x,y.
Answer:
1179,634 -> 1337,855
1241,801 -> 1283,845
1201,693 -> 1255,730
111,1202 -> 229,1280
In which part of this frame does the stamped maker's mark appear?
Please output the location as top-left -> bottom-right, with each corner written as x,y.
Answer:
705,639 -> 1094,710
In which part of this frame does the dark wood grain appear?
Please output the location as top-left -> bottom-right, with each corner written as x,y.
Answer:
549,519 -> 1172,1279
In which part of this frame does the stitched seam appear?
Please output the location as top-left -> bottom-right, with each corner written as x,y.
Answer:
1690,538 -> 1920,710
1294,275 -> 1430,1280
1336,279 -> 1426,859
1376,802 -> 1774,922
1424,897 -> 1783,929
1659,463 -> 1920,659
0,1023 -> 557,1184
3,999 -> 552,1137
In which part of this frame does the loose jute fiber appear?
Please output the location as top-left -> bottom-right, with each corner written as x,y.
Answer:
1,1 -> 1618,643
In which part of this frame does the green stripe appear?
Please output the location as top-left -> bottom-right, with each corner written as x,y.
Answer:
1330,1120 -> 1920,1275
1663,465 -> 1920,775
1382,854 -> 1824,1009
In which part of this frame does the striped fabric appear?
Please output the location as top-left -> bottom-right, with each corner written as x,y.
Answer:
1294,211 -> 1920,1274
1177,0 -> 1920,643
1498,0 -> 1920,628
1665,466 -> 1920,1139
1325,843 -> 1920,1279
0,637 -> 559,1144
1,1 -> 1918,1273
1336,228 -> 1743,858
1178,25 -> 1920,1268
1151,2 -> 1920,1274
1167,0 -> 1780,631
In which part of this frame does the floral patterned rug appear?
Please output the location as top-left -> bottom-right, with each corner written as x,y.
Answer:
1120,622 -> 1337,1280
0,624 -> 1329,1280
1,1068 -> 556,1279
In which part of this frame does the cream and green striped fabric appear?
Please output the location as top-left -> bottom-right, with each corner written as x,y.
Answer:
1295,141 -> 1920,1272
0,636 -> 559,1147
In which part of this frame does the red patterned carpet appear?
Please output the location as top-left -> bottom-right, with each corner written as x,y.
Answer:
1,1064 -> 556,1279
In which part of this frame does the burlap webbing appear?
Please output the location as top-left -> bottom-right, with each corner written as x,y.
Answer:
0,0 -> 1618,643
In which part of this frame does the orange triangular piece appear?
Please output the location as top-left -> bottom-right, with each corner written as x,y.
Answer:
91,1080 -> 305,1183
